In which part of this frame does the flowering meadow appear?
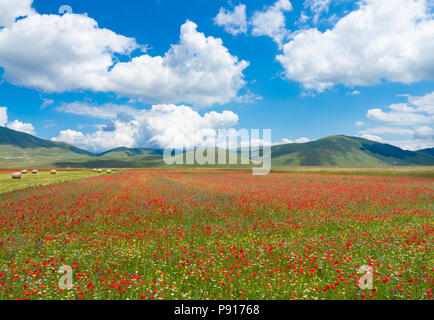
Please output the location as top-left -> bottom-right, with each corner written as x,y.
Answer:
0,169 -> 432,300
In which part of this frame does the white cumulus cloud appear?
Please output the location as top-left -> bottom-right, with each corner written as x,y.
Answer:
273,137 -> 311,145
277,0 -> 434,92
367,91 -> 434,126
295,137 -> 310,143
361,134 -> 384,143
251,0 -> 293,47
0,106 -> 35,135
106,21 -> 249,106
303,0 -> 332,24
0,3 -> 248,106
414,126 -> 434,140
214,0 -> 292,46
7,119 -> 35,135
360,91 -> 434,150
214,4 -> 248,35
409,91 -> 434,114
52,103 -> 241,152
0,13 -> 138,92
0,0 -> 35,28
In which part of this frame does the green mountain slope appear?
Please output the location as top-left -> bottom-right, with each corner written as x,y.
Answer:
271,135 -> 434,166
98,147 -> 164,158
0,127 -> 95,168
417,148 -> 434,156
0,126 -> 94,156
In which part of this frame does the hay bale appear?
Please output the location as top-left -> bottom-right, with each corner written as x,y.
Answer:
12,172 -> 21,179
21,170 -> 27,174
107,169 -> 112,174
51,170 -> 57,175
32,169 -> 38,174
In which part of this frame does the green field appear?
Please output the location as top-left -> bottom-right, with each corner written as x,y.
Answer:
203,166 -> 434,178
269,166 -> 434,178
1,167 -> 433,196
0,170 -> 101,195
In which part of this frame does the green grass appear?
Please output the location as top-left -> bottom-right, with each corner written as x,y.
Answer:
0,145 -> 93,168
189,166 -> 434,178
0,170 -> 100,195
269,166 -> 434,178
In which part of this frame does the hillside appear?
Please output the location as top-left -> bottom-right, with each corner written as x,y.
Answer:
0,127 -> 95,168
271,135 -> 434,166
98,147 -> 164,158
417,147 -> 434,156
1,128 -> 434,168
0,126 -> 94,155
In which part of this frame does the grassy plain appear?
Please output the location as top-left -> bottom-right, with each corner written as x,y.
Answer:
0,170 -> 100,195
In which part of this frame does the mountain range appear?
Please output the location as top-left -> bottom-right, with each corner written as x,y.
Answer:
1,126 -> 433,168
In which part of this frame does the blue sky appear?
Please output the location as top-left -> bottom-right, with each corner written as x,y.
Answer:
0,0 -> 433,152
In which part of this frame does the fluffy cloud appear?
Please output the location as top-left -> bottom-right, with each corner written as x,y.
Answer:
367,92 -> 434,125
274,137 -> 311,145
303,0 -> 332,24
360,134 -> 384,143
360,91 -> 434,150
0,107 -> 7,126
277,0 -> 434,92
0,0 -> 35,28
0,107 -> 35,135
367,106 -> 432,126
52,122 -> 139,152
0,13 -> 137,92
251,0 -> 293,46
0,3 -> 248,106
214,4 -> 248,35
52,103 -> 240,152
6,119 -> 35,135
295,137 -> 310,143
215,0 -> 292,46
409,91 -> 434,114
414,126 -> 434,140
106,21 -> 249,106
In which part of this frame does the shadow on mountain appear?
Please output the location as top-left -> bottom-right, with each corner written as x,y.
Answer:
361,143 -> 415,159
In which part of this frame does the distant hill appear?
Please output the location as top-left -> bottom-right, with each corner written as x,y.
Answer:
98,147 -> 164,158
0,126 -> 93,155
0,127 -> 166,168
271,135 -> 434,166
0,126 -> 95,168
1,127 -> 433,168
417,147 -> 434,156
